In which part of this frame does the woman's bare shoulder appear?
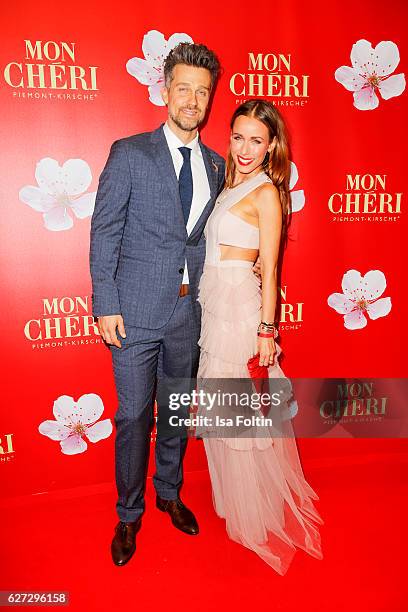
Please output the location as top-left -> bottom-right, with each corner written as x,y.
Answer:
252,181 -> 280,210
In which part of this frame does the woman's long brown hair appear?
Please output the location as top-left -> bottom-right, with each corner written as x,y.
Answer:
225,99 -> 292,246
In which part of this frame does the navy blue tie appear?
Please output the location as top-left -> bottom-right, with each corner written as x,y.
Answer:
178,146 -> 193,226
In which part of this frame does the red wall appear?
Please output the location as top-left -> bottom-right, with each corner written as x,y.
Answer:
1,0 -> 406,498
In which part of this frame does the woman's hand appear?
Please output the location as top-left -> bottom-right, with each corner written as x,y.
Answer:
252,256 -> 262,279
258,336 -> 276,367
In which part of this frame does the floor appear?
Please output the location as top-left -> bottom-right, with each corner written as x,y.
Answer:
1,443 -> 407,611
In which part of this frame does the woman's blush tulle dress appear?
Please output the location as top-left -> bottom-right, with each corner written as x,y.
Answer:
196,170 -> 324,575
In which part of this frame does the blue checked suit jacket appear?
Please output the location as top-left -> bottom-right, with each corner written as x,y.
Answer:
89,123 -> 225,329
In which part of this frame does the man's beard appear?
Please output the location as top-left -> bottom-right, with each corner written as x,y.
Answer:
170,108 -> 202,132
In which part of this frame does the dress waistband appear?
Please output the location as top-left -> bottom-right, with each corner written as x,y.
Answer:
204,259 -> 255,269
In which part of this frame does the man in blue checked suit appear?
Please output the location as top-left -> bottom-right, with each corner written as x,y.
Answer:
89,42 -> 225,566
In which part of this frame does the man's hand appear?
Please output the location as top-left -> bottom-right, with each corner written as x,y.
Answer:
252,256 -> 262,279
97,315 -> 126,348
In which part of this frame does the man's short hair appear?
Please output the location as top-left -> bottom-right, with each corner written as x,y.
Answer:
163,43 -> 220,89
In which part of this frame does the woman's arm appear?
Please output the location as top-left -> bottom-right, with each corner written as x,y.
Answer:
254,183 -> 283,365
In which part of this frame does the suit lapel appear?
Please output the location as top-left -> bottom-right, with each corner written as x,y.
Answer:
150,125 -> 187,233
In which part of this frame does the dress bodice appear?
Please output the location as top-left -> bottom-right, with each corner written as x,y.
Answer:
204,170 -> 273,265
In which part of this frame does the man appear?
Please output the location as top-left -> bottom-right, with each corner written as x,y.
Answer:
89,42 -> 225,566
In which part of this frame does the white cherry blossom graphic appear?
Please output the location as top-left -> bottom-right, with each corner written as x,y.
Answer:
126,29 -> 194,105
39,394 -> 112,455
327,270 -> 392,330
289,161 -> 305,212
335,39 -> 406,110
19,158 -> 96,231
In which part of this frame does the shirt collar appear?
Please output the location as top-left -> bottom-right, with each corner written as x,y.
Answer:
163,121 -> 200,153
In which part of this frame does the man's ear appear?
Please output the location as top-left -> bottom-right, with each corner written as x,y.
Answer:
161,86 -> 169,106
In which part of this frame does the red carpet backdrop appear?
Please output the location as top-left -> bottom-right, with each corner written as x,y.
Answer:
0,0 -> 406,499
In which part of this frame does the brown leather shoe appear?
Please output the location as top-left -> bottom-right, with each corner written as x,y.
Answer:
111,518 -> 141,566
156,496 -> 199,535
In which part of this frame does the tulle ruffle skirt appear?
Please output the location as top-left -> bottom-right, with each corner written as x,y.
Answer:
196,262 -> 324,575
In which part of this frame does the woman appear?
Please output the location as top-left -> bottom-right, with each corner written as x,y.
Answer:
196,99 -> 323,575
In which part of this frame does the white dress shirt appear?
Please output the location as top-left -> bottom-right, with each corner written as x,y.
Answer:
163,121 -> 211,284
